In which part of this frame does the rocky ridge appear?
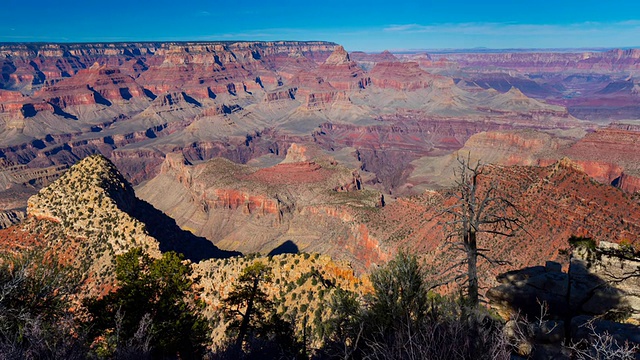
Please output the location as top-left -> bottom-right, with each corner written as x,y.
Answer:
25,155 -> 161,294
357,159 -> 640,295
0,153 -> 370,351
14,155 -> 237,295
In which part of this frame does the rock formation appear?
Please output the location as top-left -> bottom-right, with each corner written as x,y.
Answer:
355,159 -> 640,297
1,42 -> 640,295
398,49 -> 640,120
136,145 -> 387,270
0,209 -> 25,228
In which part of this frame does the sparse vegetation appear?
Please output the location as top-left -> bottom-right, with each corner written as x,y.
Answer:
0,249 -> 86,359
317,251 -> 511,360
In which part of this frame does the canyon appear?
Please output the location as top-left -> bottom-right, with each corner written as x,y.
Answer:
1,41 -> 640,273
2,41 -> 640,355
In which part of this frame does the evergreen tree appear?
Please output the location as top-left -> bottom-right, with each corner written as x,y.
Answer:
86,248 -> 210,359
222,261 -> 302,358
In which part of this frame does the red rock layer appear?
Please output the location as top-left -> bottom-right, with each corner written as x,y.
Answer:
369,62 -> 435,90
560,128 -> 640,187
367,160 -> 640,293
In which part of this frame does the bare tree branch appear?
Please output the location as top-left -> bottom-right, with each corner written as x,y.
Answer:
435,154 -> 525,306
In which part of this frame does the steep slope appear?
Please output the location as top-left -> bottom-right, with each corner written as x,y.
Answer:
559,125 -> 640,192
19,155 -> 160,294
137,145 -> 388,270
364,159 -> 640,294
0,153 -> 372,351
3,155 -> 237,295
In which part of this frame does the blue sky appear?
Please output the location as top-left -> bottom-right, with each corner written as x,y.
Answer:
2,0 -> 639,51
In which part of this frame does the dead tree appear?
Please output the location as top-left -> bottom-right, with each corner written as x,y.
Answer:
440,154 -> 524,307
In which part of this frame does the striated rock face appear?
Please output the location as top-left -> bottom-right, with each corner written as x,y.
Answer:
4,147 -> 638,309
1,41 -> 595,212
550,126 -> 640,191
399,48 -> 640,121
0,209 -> 25,229
34,66 -> 148,109
0,161 -> 69,218
0,162 -> 68,192
137,146 -> 388,270
315,120 -> 532,191
462,130 -> 562,164
3,42 -> 639,273
617,172 -> 640,193
290,45 -> 370,110
409,125 -> 640,197
369,62 -> 435,91
414,49 -> 640,73
138,142 -> 640,281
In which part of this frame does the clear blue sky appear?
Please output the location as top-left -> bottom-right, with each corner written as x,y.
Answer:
2,0 -> 639,51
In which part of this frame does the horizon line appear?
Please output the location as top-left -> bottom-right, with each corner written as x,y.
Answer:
0,40 -> 639,53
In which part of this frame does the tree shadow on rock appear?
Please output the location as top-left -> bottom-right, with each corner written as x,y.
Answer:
487,260 -> 629,322
268,240 -> 299,256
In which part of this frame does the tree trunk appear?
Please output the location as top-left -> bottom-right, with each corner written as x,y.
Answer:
467,229 -> 479,306
564,252 -> 572,344
235,277 -> 259,351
